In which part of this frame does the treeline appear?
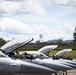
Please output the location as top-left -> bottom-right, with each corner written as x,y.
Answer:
0,38 -> 76,51
0,38 -> 6,47
19,40 -> 76,51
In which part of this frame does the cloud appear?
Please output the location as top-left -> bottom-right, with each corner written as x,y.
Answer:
0,1 -> 21,16
0,0 -> 45,17
64,23 -> 74,31
0,18 -> 51,40
3,0 -> 23,1
63,23 -> 74,40
54,0 -> 68,5
0,18 -> 31,34
22,0 -> 45,15
0,18 -> 74,41
51,0 -> 76,7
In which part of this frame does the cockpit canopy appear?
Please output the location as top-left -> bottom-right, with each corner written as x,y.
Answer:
23,52 -> 49,59
0,38 -> 33,55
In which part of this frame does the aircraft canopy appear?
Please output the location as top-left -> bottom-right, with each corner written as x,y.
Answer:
38,45 -> 58,54
55,49 -> 72,57
0,38 -> 33,54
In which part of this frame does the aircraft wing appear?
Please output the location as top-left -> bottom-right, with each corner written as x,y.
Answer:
55,49 -> 72,57
38,45 -> 58,54
0,38 -> 33,54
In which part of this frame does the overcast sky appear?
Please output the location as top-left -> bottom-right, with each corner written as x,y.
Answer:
0,0 -> 76,41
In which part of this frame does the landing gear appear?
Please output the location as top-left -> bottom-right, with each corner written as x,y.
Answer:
53,70 -> 67,75
54,73 -> 58,75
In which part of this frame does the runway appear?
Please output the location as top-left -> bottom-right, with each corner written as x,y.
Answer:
1,70 -> 76,75
67,70 -> 76,75
53,70 -> 76,75
16,70 -> 76,75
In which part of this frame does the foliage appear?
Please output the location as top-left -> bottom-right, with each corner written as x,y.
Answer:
0,38 -> 6,46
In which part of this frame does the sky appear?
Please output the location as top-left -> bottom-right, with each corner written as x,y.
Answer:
0,0 -> 76,41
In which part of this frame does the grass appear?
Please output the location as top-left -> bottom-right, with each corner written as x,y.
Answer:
49,50 -> 76,59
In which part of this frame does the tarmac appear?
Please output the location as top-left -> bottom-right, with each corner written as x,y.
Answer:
53,70 -> 76,75
67,70 -> 76,75
16,70 -> 76,75
3,70 -> 76,75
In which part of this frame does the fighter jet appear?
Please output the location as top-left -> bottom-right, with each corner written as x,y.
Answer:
0,38 -> 55,75
0,38 -> 76,75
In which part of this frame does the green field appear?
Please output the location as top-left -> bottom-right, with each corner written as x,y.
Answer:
49,50 -> 76,59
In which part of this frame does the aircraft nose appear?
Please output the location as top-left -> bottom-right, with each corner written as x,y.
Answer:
21,61 -> 56,74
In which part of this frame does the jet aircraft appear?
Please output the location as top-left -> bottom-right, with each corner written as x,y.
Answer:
0,38 -> 76,75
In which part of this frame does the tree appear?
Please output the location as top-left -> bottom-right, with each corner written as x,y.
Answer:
39,34 -> 43,42
73,27 -> 76,41
56,38 -> 63,45
0,38 -> 6,46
